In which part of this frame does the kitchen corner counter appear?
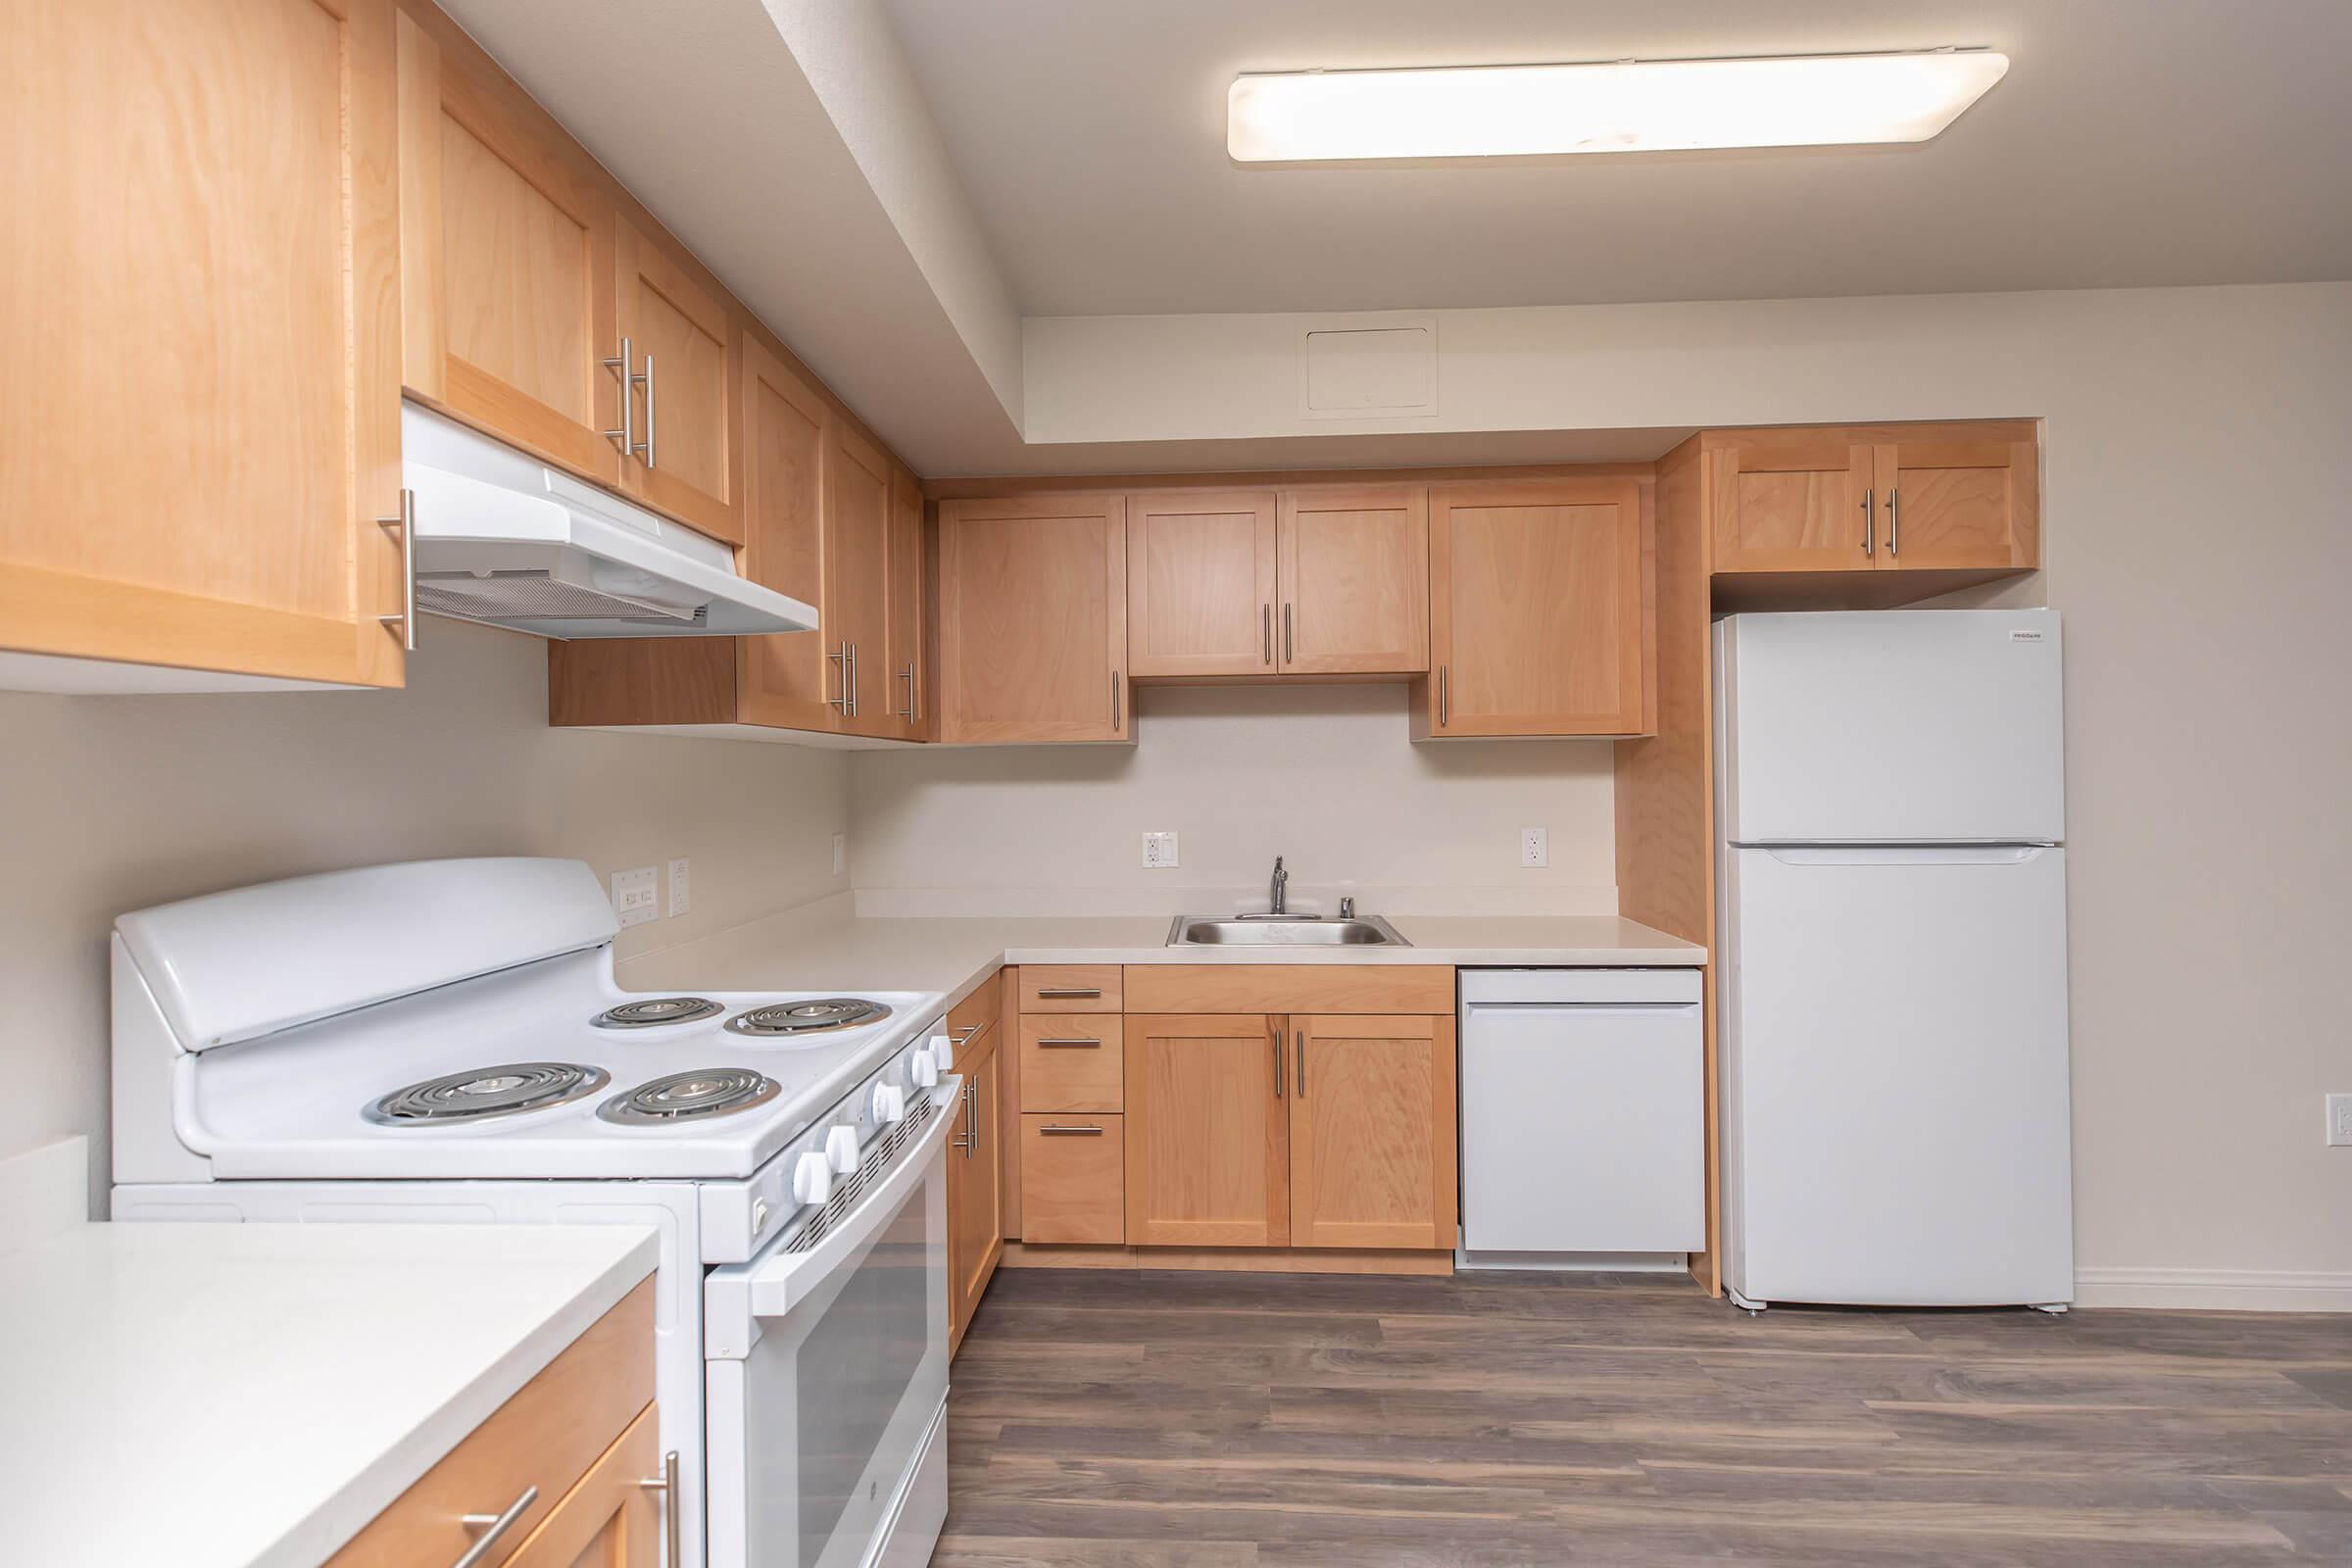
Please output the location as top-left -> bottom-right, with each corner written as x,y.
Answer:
0,1217 -> 656,1568
618,903 -> 1705,1017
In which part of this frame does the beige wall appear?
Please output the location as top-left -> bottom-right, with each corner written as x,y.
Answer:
0,618 -> 851,1210
850,683 -> 1618,916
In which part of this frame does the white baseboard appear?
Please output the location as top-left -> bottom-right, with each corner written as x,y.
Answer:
2073,1267 -> 2352,1313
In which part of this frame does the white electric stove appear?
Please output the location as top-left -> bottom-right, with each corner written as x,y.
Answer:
109,857 -> 964,1568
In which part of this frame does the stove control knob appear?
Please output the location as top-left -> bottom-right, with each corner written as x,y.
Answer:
824,1123 -> 861,1175
909,1050 -> 941,1088
871,1084 -> 907,1125
790,1151 -> 833,1207
931,1032 -> 956,1071
751,1197 -> 770,1233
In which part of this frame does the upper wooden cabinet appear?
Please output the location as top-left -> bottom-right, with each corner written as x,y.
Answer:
612,220 -> 742,544
735,335 -> 835,731
1278,485 -> 1430,674
1705,423 -> 2039,576
885,466 -> 928,738
1122,486 -> 1428,679
938,496 -> 1130,744
3,0 -> 407,688
1126,492 -> 1279,678
1424,477 -> 1647,737
824,422 -> 895,738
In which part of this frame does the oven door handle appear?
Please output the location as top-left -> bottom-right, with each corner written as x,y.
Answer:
744,1081 -> 961,1321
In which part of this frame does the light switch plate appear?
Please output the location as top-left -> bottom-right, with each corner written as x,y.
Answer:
2328,1094 -> 2352,1147
611,866 -> 659,928
1143,831 -> 1180,868
1519,827 -> 1548,868
667,858 -> 691,916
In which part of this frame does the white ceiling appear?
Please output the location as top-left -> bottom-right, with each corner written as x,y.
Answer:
881,0 -> 2352,317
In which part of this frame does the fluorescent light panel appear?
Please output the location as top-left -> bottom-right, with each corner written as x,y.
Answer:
1227,51 -> 2009,162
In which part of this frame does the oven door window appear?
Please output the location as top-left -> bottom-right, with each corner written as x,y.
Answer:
706,1152 -> 949,1568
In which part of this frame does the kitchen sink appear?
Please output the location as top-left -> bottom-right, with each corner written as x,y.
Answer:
1166,914 -> 1410,947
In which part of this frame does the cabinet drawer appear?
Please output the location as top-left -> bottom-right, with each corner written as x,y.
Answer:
1019,1015 -> 1124,1112
949,968 -> 1003,1042
1020,1114 -> 1125,1244
1121,964 -> 1453,1015
327,1278 -> 655,1567
1018,964 -> 1123,1011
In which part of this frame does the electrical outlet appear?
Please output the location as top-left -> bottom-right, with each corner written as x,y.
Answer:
1142,831 -> 1179,868
1519,826 -> 1548,868
667,858 -> 691,916
610,866 -> 659,928
831,833 -> 847,876
2328,1094 -> 2352,1148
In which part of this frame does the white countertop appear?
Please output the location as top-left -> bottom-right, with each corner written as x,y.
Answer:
620,901 -> 1705,1017
0,1217 -> 657,1568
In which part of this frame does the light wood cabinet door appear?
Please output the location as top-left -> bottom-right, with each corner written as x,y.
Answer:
505,1404 -> 662,1568
1875,431 -> 2039,570
736,335 -> 838,731
1126,491 -> 1278,677
613,220 -> 741,544
1278,486 -> 1430,674
4,0 -> 406,687
938,496 -> 1130,743
1288,1015 -> 1457,1250
1123,1015 -> 1290,1248
1708,431 -> 1877,572
948,1045 -> 1004,1352
885,464 -> 927,737
1427,478 -> 1646,736
826,422 -> 895,737
396,9 -> 620,485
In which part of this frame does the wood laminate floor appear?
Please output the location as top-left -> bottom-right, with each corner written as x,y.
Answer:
936,1268 -> 2352,1567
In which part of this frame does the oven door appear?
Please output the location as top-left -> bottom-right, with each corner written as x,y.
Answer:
702,1081 -> 957,1568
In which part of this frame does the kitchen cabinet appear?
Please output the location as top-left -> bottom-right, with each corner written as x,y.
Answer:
1707,431 -> 1878,573
1425,476 -> 1647,737
1121,485 -> 1428,679
1019,1114 -> 1126,1244
938,496 -> 1130,743
612,220 -> 743,545
886,464 -> 929,737
1287,1014 -> 1458,1250
328,1278 -> 657,1566
947,1030 -> 1004,1354
1019,1015 -> 1125,1112
1123,1014 -> 1290,1247
3,0 -> 406,689
734,332 -> 837,730
823,420 -> 896,738
1872,430 -> 2039,569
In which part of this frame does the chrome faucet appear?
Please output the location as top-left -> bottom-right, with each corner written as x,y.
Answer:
1338,896 -> 1355,919
1269,857 -> 1288,915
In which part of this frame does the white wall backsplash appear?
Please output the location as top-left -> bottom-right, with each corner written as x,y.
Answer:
849,682 -> 1618,917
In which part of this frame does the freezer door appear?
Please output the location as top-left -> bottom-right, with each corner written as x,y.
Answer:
1716,611 -> 2065,844
1721,845 -> 2073,1306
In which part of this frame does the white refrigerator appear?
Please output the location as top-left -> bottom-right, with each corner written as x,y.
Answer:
1714,610 -> 2073,1310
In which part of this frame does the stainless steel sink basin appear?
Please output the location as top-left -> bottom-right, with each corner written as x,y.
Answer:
1166,914 -> 1410,948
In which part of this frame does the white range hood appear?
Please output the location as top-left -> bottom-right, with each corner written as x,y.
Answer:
400,402 -> 815,638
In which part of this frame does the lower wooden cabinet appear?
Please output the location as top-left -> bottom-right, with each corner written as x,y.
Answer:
1124,1014 -> 1290,1247
328,1279 -> 656,1566
1019,1113 -> 1126,1243
947,1029 -> 1004,1353
1288,1014 -> 1458,1250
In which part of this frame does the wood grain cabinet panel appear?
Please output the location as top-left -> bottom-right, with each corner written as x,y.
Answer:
1018,965 -> 1126,1012
1278,486 -> 1429,674
397,8 -> 619,484
1124,1015 -> 1290,1248
1288,1015 -> 1457,1250
613,220 -> 741,544
1707,432 -> 1877,573
1426,478 -> 1646,737
886,464 -> 928,737
938,496 -> 1129,743
1127,491 -> 1279,677
3,0 -> 406,686
948,1044 -> 1004,1353
504,1403 -> 662,1568
825,420 -> 895,738
1020,1113 -> 1126,1244
736,333 -> 838,731
1019,1016 -> 1125,1112
1876,433 -> 2039,570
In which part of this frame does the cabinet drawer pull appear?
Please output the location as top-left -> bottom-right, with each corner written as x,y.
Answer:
1860,486 -> 1875,558
1038,1123 -> 1105,1136
452,1486 -> 538,1568
1272,1030 -> 1284,1099
1438,664 -> 1448,728
638,1449 -> 680,1568
1262,603 -> 1272,664
1111,669 -> 1123,730
376,488 -> 416,653
1294,1029 -> 1306,1099
953,1025 -> 982,1041
641,350 -> 658,469
1887,486 -> 1899,558
1283,602 -> 1295,663
601,334 -> 635,455
1034,1037 -> 1101,1048
1034,987 -> 1102,999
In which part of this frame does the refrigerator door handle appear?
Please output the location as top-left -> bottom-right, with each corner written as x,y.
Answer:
1754,845 -> 2055,867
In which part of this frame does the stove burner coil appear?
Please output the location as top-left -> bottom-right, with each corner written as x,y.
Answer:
597,1068 -> 782,1125
592,997 -> 724,1029
723,998 -> 891,1037
365,1062 -> 610,1125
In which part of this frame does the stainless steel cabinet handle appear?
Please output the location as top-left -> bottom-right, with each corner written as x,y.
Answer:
1283,603 -> 1294,663
1110,669 -> 1122,731
849,641 -> 859,716
899,662 -> 916,720
376,488 -> 416,652
1035,1037 -> 1101,1048
1887,486 -> 1899,558
1262,604 -> 1272,664
953,1025 -> 982,1041
641,351 -> 657,469
1038,1124 -> 1105,1136
1861,487 -> 1875,558
1272,1030 -> 1284,1099
954,1081 -> 974,1154
1034,987 -> 1102,999
1438,664 -> 1448,728
826,643 -> 851,712
452,1486 -> 539,1568
1294,1029 -> 1306,1098
602,335 -> 635,455
638,1449 -> 680,1568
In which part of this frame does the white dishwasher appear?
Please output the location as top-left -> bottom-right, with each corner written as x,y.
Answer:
1459,967 -> 1705,1262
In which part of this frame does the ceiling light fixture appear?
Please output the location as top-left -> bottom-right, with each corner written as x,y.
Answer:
1227,49 -> 2010,163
